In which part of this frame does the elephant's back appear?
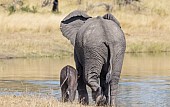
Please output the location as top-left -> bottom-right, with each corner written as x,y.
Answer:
103,18 -> 125,49
60,66 -> 67,86
76,18 -> 106,47
60,65 -> 77,86
76,17 -> 125,47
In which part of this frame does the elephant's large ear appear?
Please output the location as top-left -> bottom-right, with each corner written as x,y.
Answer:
60,10 -> 91,46
103,13 -> 121,28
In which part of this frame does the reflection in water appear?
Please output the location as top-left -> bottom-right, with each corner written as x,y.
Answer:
0,53 -> 170,107
0,57 -> 75,80
122,53 -> 170,76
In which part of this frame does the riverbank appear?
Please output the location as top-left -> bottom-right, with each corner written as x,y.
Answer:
0,0 -> 170,58
0,30 -> 169,59
0,32 -> 73,59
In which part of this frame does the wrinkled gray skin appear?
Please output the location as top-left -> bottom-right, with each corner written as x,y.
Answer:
60,10 -> 126,106
60,65 -> 77,102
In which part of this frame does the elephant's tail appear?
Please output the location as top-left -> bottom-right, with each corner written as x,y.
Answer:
60,65 -> 70,88
100,15 -> 115,105
97,16 -> 114,83
106,43 -> 114,83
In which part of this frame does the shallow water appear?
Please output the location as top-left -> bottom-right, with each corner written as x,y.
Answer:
0,53 -> 170,107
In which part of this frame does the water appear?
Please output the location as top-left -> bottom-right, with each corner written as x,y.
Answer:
0,53 -> 170,107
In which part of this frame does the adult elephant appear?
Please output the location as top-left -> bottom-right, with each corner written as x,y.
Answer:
60,10 -> 126,106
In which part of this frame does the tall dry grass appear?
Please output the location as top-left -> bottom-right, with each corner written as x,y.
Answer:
0,0 -> 170,34
0,13 -> 73,58
0,13 -> 62,33
0,0 -> 170,58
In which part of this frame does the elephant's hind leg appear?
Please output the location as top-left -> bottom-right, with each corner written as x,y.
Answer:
100,68 -> 109,105
85,58 -> 106,106
61,85 -> 69,102
74,53 -> 89,105
84,45 -> 108,106
77,75 -> 89,105
110,48 -> 125,106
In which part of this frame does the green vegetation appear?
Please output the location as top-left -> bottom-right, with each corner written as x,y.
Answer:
20,5 -> 37,13
0,0 -> 170,58
7,5 -> 16,15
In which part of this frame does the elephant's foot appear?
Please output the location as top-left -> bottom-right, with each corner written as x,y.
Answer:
62,94 -> 69,102
109,102 -> 117,107
78,95 -> 89,105
92,87 -> 107,106
109,96 -> 117,107
96,95 -> 106,106
92,87 -> 102,101
78,90 -> 89,105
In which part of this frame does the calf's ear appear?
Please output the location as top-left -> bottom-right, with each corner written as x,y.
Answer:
60,10 -> 91,46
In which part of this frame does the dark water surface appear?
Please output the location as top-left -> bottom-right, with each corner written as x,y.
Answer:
0,53 -> 170,107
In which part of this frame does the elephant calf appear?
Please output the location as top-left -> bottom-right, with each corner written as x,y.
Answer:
60,65 -> 77,102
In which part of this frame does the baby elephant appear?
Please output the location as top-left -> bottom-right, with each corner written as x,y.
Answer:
60,65 -> 77,102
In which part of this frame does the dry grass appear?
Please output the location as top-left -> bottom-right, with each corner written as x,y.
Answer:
0,0 -> 170,58
0,13 -> 63,33
0,95 -> 94,107
0,32 -> 73,58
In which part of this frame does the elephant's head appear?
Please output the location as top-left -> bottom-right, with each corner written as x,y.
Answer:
60,10 -> 121,46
